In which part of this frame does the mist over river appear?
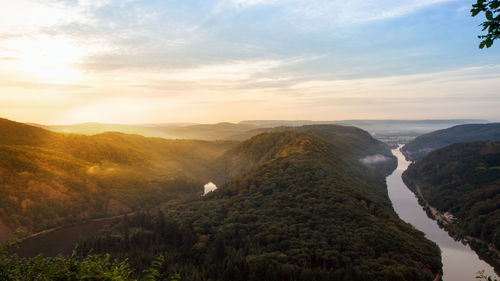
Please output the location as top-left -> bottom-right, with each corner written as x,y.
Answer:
387,146 -> 498,281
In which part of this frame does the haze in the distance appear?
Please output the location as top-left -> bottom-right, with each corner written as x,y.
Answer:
1,0 -> 499,124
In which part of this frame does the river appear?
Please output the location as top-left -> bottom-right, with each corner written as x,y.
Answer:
387,146 -> 498,281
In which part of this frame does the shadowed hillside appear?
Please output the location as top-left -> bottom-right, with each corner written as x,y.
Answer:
403,141 -> 500,272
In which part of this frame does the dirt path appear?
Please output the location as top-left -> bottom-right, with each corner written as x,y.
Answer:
25,212 -> 135,240
91,212 -> 134,222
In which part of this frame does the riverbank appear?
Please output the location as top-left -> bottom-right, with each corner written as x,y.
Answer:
414,186 -> 450,226
401,174 -> 500,275
387,146 -> 498,280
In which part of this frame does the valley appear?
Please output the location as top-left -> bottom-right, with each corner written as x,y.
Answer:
2,118 -> 500,280
388,147 -> 497,280
73,128 -> 442,280
2,0 -> 498,279
403,141 -> 500,274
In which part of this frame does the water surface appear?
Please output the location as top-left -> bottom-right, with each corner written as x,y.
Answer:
387,147 -> 498,281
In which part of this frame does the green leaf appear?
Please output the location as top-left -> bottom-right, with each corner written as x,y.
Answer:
486,10 -> 494,20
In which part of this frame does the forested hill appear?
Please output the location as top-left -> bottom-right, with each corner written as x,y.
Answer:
78,129 -> 442,281
0,117 -> 235,240
401,123 -> 500,161
212,125 -> 396,185
402,141 -> 500,272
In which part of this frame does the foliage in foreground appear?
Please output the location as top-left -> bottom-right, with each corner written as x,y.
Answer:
1,240 -> 180,281
0,248 -> 133,280
472,0 -> 500,48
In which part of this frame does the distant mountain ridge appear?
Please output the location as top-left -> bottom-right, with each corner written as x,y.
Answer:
402,123 -> 500,161
39,119 -> 488,141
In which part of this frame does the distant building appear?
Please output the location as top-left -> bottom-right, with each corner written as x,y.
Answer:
444,212 -> 455,223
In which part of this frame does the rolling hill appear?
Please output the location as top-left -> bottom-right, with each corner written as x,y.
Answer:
401,123 -> 500,161
75,128 -> 442,281
212,125 -> 396,185
0,117 -> 236,241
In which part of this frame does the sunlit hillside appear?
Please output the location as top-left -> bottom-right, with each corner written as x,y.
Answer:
0,118 -> 235,239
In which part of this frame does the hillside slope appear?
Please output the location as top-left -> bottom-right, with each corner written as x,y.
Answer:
213,125 -> 396,185
78,129 -> 441,281
402,123 -> 500,161
0,118 -> 235,240
403,141 -> 500,272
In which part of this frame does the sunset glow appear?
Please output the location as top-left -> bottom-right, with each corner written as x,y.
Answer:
0,0 -> 498,124
7,36 -> 83,83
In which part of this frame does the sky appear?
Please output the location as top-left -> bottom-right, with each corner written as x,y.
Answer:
0,0 -> 499,124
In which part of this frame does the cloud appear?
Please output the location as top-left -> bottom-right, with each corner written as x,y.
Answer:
107,56 -> 311,97
156,59 -> 290,82
221,0 -> 457,26
0,0 -> 94,34
360,154 -> 392,165
0,80 -> 90,90
224,0 -> 280,9
0,0 -> 202,71
0,0 -> 498,125
288,65 -> 500,98
0,0 -> 458,77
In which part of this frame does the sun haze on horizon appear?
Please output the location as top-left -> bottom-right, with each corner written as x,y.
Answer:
0,0 -> 499,125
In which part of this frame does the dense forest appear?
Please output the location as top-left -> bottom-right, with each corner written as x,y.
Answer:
0,117 -> 235,238
212,125 -> 396,185
401,123 -> 500,161
75,129 -> 442,281
403,141 -> 500,272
